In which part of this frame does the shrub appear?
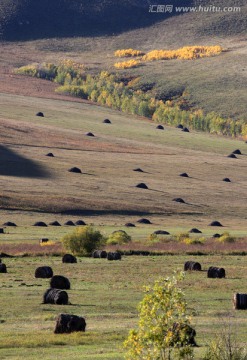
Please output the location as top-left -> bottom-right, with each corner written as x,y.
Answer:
114,59 -> 141,69
217,232 -> 235,243
55,85 -> 88,99
183,237 -> 205,245
61,226 -> 105,256
114,49 -> 145,57
124,272 -> 195,360
107,230 -> 131,245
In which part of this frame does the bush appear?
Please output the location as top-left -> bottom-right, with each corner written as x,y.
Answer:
106,230 -> 131,245
114,49 -> 145,57
61,226 -> 105,256
217,232 -> 235,243
114,59 -> 141,69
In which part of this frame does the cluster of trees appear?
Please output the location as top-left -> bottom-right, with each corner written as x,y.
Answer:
15,61 -> 246,137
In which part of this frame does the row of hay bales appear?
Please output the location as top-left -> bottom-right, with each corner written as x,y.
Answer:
34,253 -> 86,333
184,260 -> 247,309
92,250 -> 121,261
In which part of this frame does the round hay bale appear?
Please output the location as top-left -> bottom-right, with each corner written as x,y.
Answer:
64,220 -> 75,226
40,238 -> 49,244
103,119 -> 111,124
207,266 -> 225,278
182,127 -> 190,132
46,152 -> 54,157
223,178 -> 231,182
93,250 -> 107,258
75,220 -> 86,226
49,221 -> 61,226
184,261 -> 201,271
156,124 -> 164,130
232,149 -> 242,155
173,198 -> 186,204
43,288 -> 69,305
54,314 -> 86,334
227,153 -> 237,158
125,223 -> 136,227
35,266 -> 53,278
209,221 -> 223,227
189,228 -> 202,234
133,168 -> 144,172
50,275 -> 71,290
62,254 -> 77,264
68,167 -> 82,174
85,132 -> 95,137
153,230 -> 170,235
36,112 -> 44,117
3,221 -> 17,227
137,218 -> 152,224
135,183 -> 149,189
0,263 -> 7,273
107,252 -> 114,261
107,252 -> 121,261
179,173 -> 189,178
177,124 -> 184,129
212,233 -> 221,238
33,221 -> 47,227
233,293 -> 247,310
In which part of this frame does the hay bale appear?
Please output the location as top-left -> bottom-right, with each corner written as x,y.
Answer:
54,314 -> 86,334
179,173 -> 189,178
49,221 -> 61,226
33,221 -> 47,227
62,254 -> 77,264
177,124 -> 184,129
92,250 -> 107,258
103,119 -> 111,124
125,222 -> 136,227
182,127 -> 190,132
184,261 -> 201,271
133,168 -> 144,172
68,167 -> 82,174
35,266 -> 53,278
36,112 -> 44,117
209,221 -> 223,227
156,124 -> 164,130
50,275 -> 70,290
173,198 -> 186,204
135,183 -> 149,189
222,178 -> 231,182
227,153 -> 237,158
43,288 -> 69,305
40,238 -> 49,244
137,218 -> 152,224
75,220 -> 86,226
212,233 -> 221,238
46,152 -> 54,157
233,293 -> 247,310
153,230 -> 170,235
0,228 -> 4,234
189,228 -> 202,234
85,132 -> 95,137
3,221 -> 17,227
232,149 -> 242,155
107,252 -> 121,261
207,266 -> 225,278
0,263 -> 7,273
64,220 -> 75,226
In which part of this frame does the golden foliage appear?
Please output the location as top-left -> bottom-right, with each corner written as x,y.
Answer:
114,49 -> 145,57
114,59 -> 141,69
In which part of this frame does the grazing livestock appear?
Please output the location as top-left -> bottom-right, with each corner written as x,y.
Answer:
62,254 -> 77,263
92,250 -> 107,258
40,238 -> 49,244
135,183 -> 148,189
43,288 -> 69,305
207,266 -> 225,278
137,218 -> 152,224
35,266 -> 53,278
54,314 -> 86,333
68,167 -> 82,174
107,252 -> 122,261
0,263 -> 7,273
50,275 -> 70,290
36,112 -> 44,117
184,261 -> 201,271
233,293 -> 247,310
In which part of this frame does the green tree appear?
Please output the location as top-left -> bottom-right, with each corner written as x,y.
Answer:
124,272 -> 195,360
61,225 -> 105,256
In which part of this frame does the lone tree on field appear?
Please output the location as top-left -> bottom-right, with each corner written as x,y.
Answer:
124,272 -> 195,360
